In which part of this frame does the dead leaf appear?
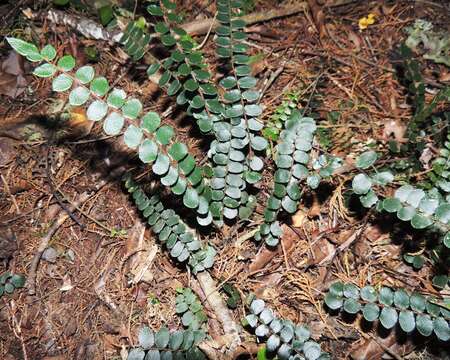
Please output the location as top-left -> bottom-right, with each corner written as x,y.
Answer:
292,209 -> 307,228
351,331 -> 414,360
307,0 -> 327,38
308,237 -> 335,266
60,274 -> 74,292
131,245 -> 158,284
0,51 -> 28,98
0,228 -> 17,260
419,145 -> 434,169
0,137 -> 16,167
249,225 -> 298,272
347,30 -> 362,52
383,119 -> 407,143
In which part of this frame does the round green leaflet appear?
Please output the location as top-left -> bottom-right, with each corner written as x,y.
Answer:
172,177 -> 187,195
303,341 -> 321,360
343,283 -> 360,299
183,188 -> 200,209
141,112 -> 161,133
86,100 -> 108,121
75,66 -> 95,84
394,288 -> 410,309
57,55 -> 76,71
379,287 -> 394,306
372,171 -> 394,185
250,136 -> 268,151
306,174 -> 321,189
394,184 -> 414,202
329,282 -> 344,296
355,150 -> 378,169
411,214 -> 433,229
33,63 -> 57,78
435,203 -> 450,224
406,188 -> 425,208
267,334 -> 280,352
90,77 -> 109,96
139,139 -> 159,163
156,125 -> 175,145
124,125 -> 143,149
362,303 -> 380,322
360,190 -> 378,208
244,104 -> 262,117
103,112 -> 124,135
138,326 -> 155,350
352,174 -> 372,195
41,44 -> 56,61
281,196 -> 297,214
179,156 -> 196,176
127,348 -> 145,360
399,310 -> 415,333
382,198 -> 401,213
360,286 -> 377,302
169,143 -> 188,162
122,98 -> 143,119
397,206 -> 416,221
155,327 -> 170,348
433,317 -> 450,341
343,298 -> 361,314
152,153 -> 170,176
379,307 -> 397,329
107,88 -> 126,108
416,314 -> 433,336
52,73 -> 73,92
69,86 -> 90,106
324,293 -> 343,310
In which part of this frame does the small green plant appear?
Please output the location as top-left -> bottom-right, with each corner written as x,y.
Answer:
405,19 -> 450,67
222,282 -> 240,309
243,297 -> 330,359
324,282 -> 450,341
7,1 -> 450,356
351,150 -> 450,233
400,44 -> 450,143
127,326 -> 205,360
255,112 -> 316,246
175,288 -> 208,332
263,92 -> 299,142
429,131 -> 450,196
0,272 -> 26,297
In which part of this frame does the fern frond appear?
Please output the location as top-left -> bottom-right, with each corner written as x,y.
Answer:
324,282 -> 450,341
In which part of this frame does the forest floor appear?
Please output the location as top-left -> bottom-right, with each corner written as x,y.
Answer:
0,0 -> 449,359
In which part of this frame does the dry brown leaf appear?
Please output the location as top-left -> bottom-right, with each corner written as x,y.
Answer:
59,274 -> 74,292
383,119 -> 407,143
0,137 -> 16,167
351,331 -> 414,360
249,225 -> 298,272
0,51 -> 28,98
292,209 -> 307,228
308,237 -> 335,266
347,30 -> 362,52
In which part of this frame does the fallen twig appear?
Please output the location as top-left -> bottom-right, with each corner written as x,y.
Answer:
182,0 -> 356,35
196,271 -> 241,356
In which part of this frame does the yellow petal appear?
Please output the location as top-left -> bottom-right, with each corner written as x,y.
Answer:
367,17 -> 375,25
358,17 -> 369,30
368,13 -> 376,19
